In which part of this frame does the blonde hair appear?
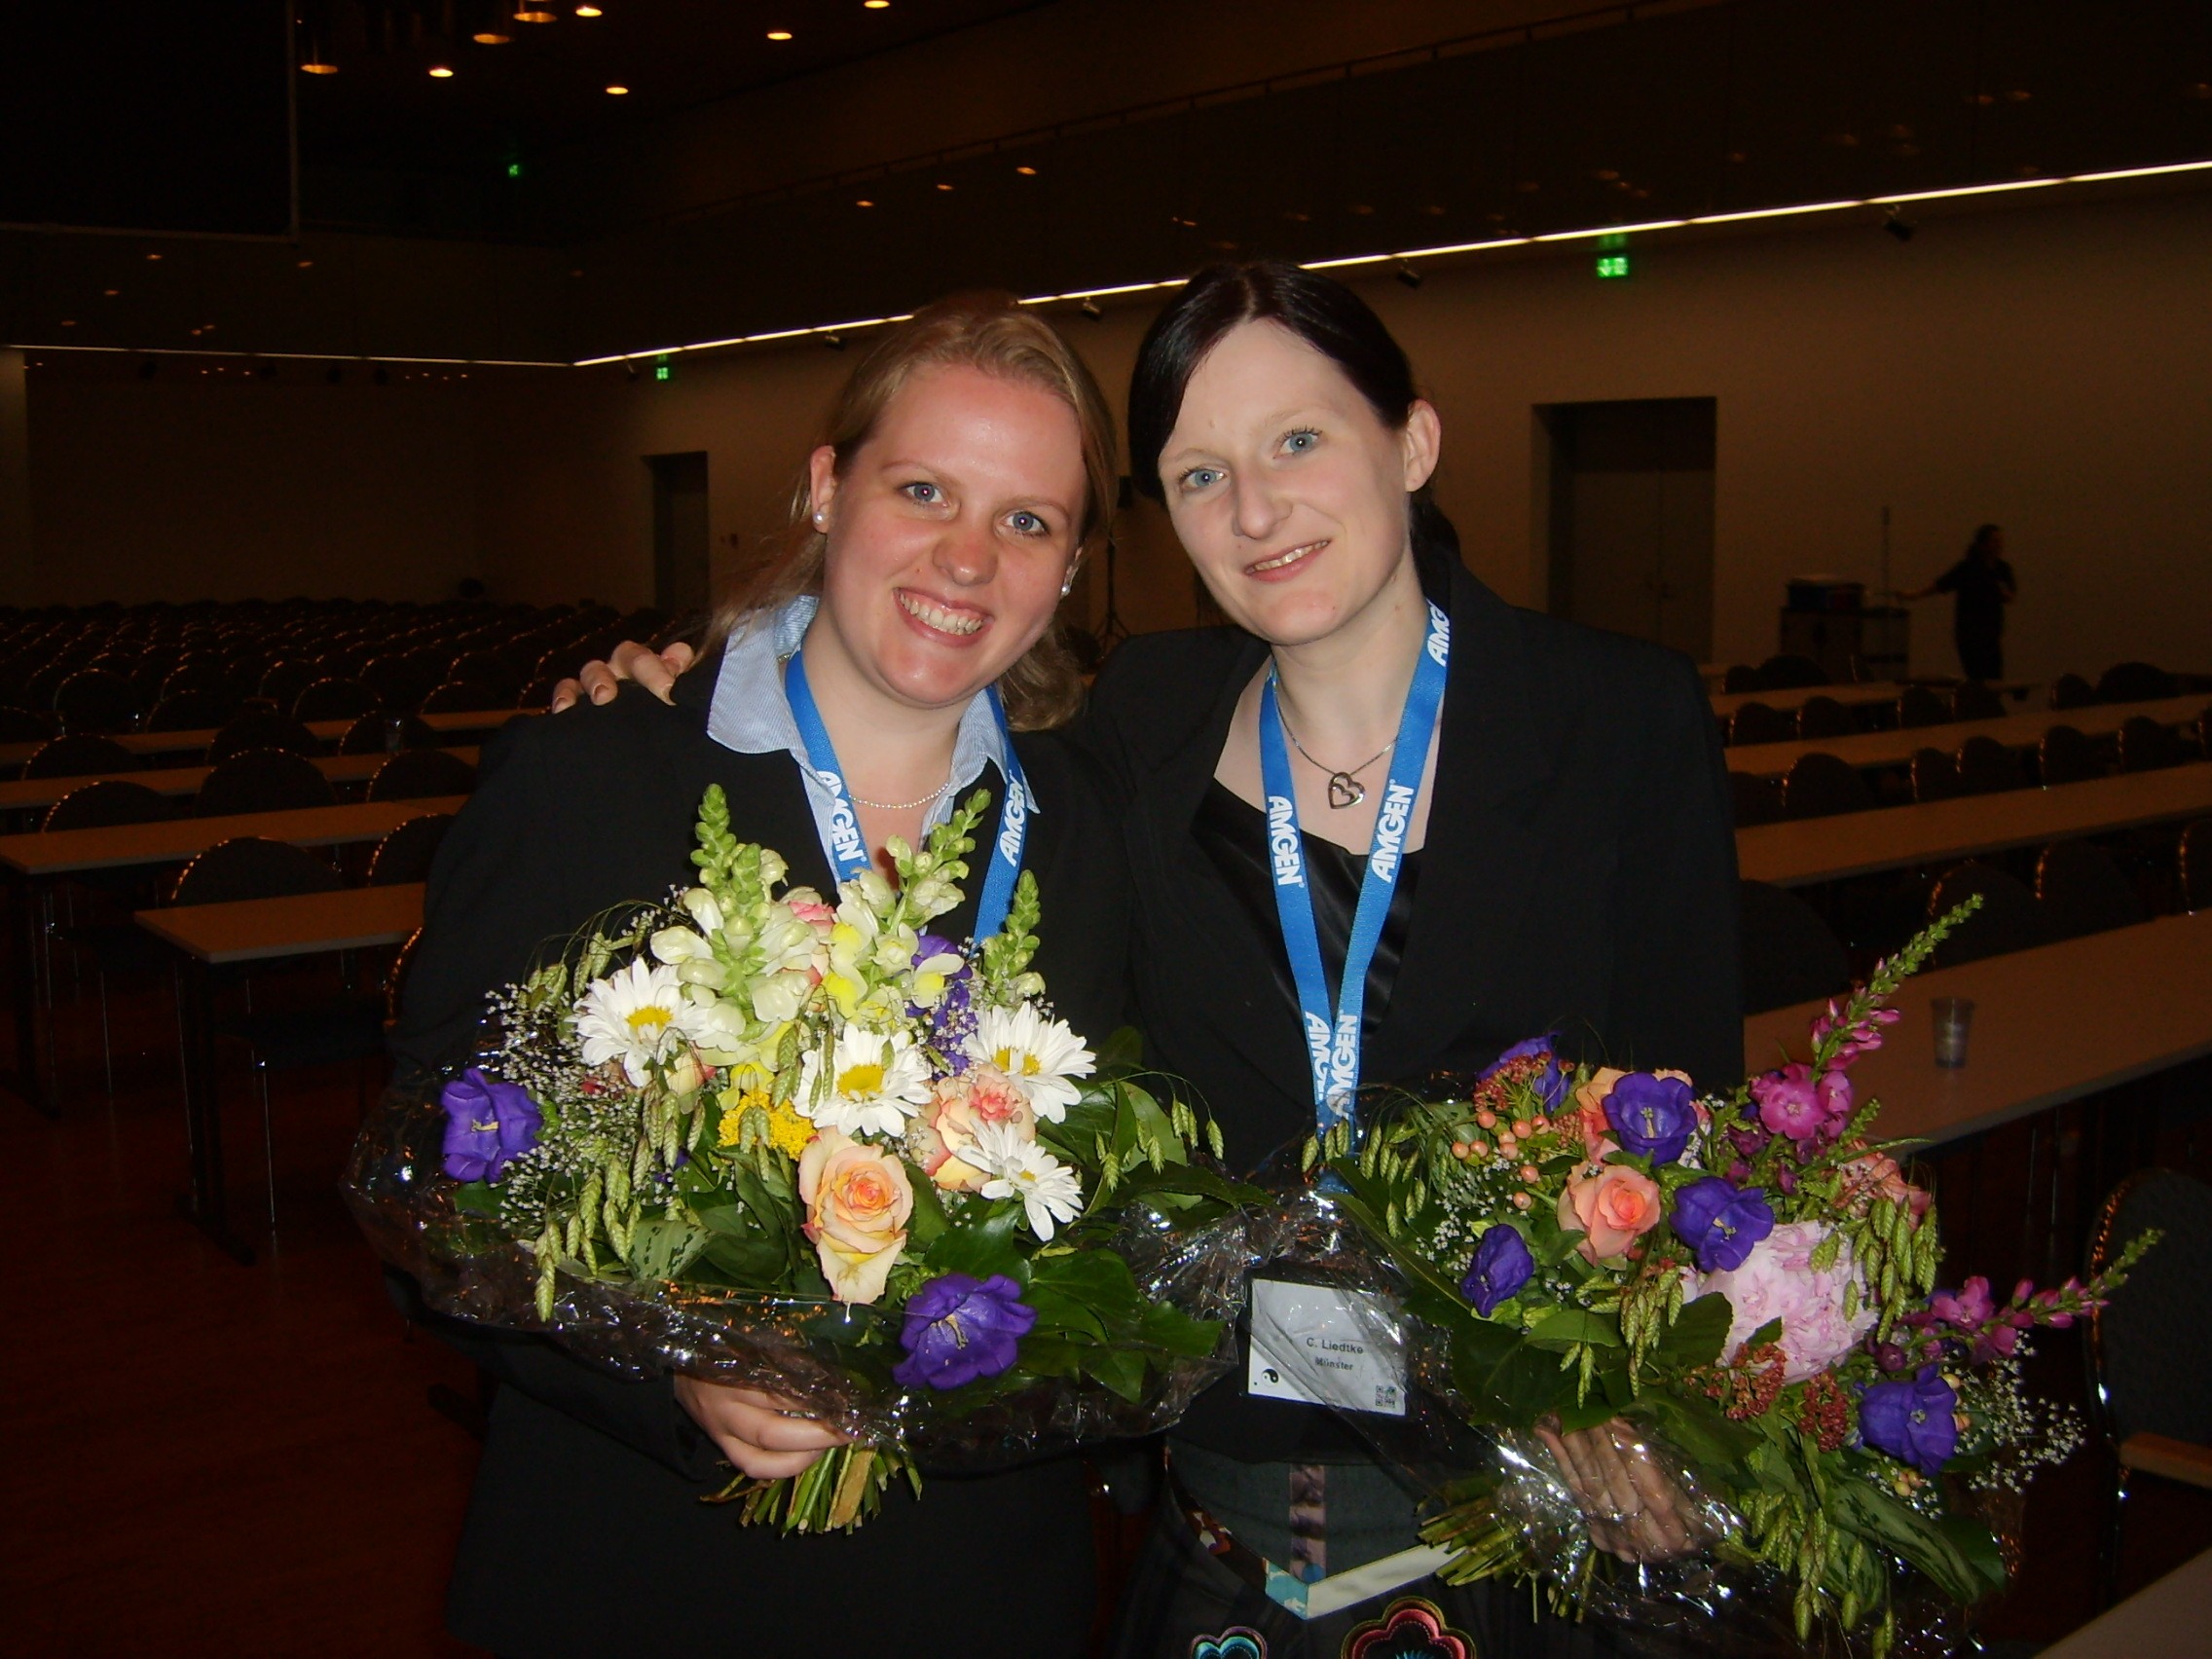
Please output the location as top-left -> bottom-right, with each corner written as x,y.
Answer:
712,293 -> 1116,730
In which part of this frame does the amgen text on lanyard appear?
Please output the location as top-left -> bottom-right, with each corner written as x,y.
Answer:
782,649 -> 1030,945
1260,599 -> 1451,1135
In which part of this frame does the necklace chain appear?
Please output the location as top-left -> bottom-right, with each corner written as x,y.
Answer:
843,776 -> 954,812
1274,694 -> 1393,809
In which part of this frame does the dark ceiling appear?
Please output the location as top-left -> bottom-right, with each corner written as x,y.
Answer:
296,0 -> 1050,236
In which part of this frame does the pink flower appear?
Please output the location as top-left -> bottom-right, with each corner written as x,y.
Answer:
787,896 -> 837,934
1690,1220 -> 1875,1382
1556,1147 -> 1665,1263
1751,1064 -> 1825,1140
908,1064 -> 1036,1192
797,1130 -> 913,1305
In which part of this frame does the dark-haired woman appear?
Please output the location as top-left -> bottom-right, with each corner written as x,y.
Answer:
568,265 -> 1740,1655
1902,523 -> 2015,682
387,296 -> 1128,1659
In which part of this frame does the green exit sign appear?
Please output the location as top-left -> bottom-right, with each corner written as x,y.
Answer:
654,354 -> 672,382
1596,253 -> 1631,278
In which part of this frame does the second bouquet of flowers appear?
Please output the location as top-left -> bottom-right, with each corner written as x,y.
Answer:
349,786 -> 1251,1533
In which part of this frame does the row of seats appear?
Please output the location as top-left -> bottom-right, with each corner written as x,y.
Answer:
33,747 -> 475,828
0,597 -> 670,738
1733,716 -> 2211,826
1718,654 -> 2194,706
1740,820 -> 2212,1014
1724,682 -> 2018,746
8,706 -> 474,784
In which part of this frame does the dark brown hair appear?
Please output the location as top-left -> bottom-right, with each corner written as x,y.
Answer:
714,292 -> 1116,730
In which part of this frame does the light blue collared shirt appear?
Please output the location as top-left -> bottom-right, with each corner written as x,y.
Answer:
706,595 -> 1026,863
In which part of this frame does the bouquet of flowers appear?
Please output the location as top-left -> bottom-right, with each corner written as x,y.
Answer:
1293,903 -> 2154,1655
348,786 -> 1251,1533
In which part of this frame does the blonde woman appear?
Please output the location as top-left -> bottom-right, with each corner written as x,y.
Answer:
390,295 -> 1127,1659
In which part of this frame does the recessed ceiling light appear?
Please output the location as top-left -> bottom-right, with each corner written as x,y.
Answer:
865,1 -> 890,8
936,181 -> 954,192
59,319 -> 76,328
575,4 -> 604,14
855,199 -> 875,207
103,287 -> 119,296
514,5 -> 558,20
473,30 -> 512,43
429,65 -> 455,77
605,84 -> 629,94
301,59 -> 339,75
146,252 -> 163,261
766,29 -> 793,41
1015,166 -> 1037,175
297,259 -> 313,269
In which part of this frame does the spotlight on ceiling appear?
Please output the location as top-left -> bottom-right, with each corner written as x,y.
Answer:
574,4 -> 603,14
1883,208 -> 1916,242
766,29 -> 793,41
822,333 -> 846,350
1394,259 -> 1423,289
514,5 -> 558,21
1079,298 -> 1102,320
605,84 -> 628,94
428,65 -> 455,77
301,56 -> 339,74
473,29 -> 513,44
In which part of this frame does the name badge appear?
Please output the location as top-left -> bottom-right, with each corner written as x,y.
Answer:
1244,1278 -> 1406,1418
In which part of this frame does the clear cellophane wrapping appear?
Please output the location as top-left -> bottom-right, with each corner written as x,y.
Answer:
1240,1177 -> 2007,1658
345,1088 -> 1251,1470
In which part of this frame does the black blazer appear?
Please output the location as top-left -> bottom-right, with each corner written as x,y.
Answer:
387,657 -> 1126,1659
1081,559 -> 1743,1173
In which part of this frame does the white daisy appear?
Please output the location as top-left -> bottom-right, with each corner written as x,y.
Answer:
573,959 -> 710,1086
963,1002 -> 1094,1123
971,1120 -> 1085,1241
796,1024 -> 934,1140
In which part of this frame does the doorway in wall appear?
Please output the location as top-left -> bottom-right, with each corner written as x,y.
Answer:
1536,398 -> 1715,661
646,451 -> 710,621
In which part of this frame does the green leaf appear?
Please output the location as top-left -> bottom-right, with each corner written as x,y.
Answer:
1449,1317 -> 1576,1424
1138,1298 -> 1225,1359
1647,1293 -> 1732,1373
1093,1026 -> 1146,1074
1526,1308 -> 1624,1349
903,1173 -> 949,1248
922,1206 -> 1029,1286
1086,1343 -> 1148,1403
1023,1284 -> 1111,1342
452,1180 -> 500,1217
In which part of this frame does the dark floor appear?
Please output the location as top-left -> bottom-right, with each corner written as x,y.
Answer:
4,968 -> 2209,1655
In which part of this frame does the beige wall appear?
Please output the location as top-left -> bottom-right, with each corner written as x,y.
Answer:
17,184 -> 2209,690
491,185 -> 2210,685
13,364 -> 485,606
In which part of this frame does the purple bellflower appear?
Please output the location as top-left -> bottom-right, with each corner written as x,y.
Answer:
1461,1225 -> 1535,1316
1859,1364 -> 1959,1473
1671,1177 -> 1776,1273
440,1068 -> 541,1183
893,1272 -> 1036,1391
1604,1072 -> 1699,1165
1478,1036 -> 1571,1112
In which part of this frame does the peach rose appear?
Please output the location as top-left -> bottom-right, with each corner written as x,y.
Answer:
797,1129 -> 913,1304
909,1064 -> 1036,1193
1557,1148 -> 1665,1263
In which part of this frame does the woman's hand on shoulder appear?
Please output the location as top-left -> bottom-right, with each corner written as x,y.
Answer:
673,1376 -> 848,1480
548,640 -> 694,712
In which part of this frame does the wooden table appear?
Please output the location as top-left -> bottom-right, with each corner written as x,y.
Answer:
139,883 -> 425,1264
0,797 -> 461,1121
0,706 -> 531,769
1743,910 -> 2212,1151
1737,765 -> 2212,887
0,746 -> 479,816
2040,1543 -> 2212,1658
1711,680 -> 2033,719
1728,694 -> 2208,778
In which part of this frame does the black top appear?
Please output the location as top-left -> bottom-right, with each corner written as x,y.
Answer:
386,655 -> 1128,1658
1079,556 -> 1742,1462
1935,555 -> 2016,642
1193,778 -> 1421,1038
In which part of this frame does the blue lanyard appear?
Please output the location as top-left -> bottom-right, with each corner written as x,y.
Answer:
1258,600 -> 1451,1133
783,649 -> 1028,943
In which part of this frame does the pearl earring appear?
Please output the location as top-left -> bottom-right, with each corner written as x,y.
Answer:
812,511 -> 826,529
1059,571 -> 1077,598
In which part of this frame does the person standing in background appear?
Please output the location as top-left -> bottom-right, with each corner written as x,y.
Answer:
1903,523 -> 2016,681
